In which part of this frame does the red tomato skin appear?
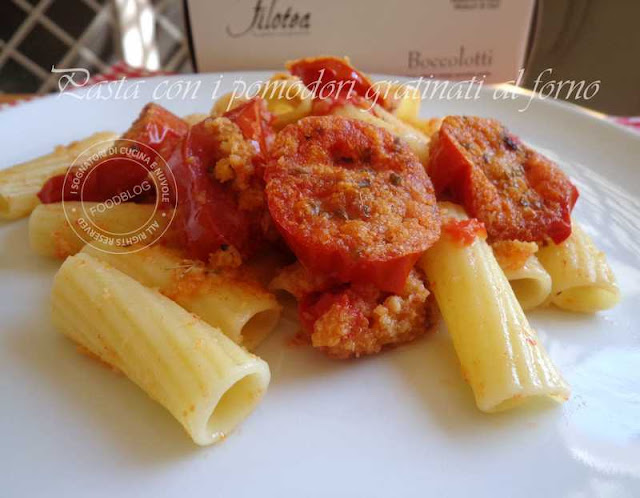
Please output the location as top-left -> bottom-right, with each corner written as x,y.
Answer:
524,151 -> 578,243
428,116 -> 579,244
299,288 -> 367,336
38,156 -> 151,204
123,102 -> 189,160
37,175 -> 66,204
169,123 -> 252,260
441,218 -> 487,246
38,104 -> 187,204
272,219 -> 420,295
168,100 -> 277,261
288,56 -> 388,109
265,116 -> 440,294
223,98 -> 274,169
427,127 -> 468,199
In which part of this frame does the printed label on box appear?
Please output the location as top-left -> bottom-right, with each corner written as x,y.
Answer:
186,0 -> 535,83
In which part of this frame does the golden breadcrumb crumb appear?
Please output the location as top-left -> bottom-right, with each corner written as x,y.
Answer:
208,245 -> 243,269
269,261 -> 334,298
162,255 -> 273,304
491,240 -> 538,271
205,117 -> 257,192
195,117 -> 277,251
299,269 -> 438,359
272,264 -> 437,358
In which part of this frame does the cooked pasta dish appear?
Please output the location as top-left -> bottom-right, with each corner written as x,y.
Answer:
0,56 -> 620,445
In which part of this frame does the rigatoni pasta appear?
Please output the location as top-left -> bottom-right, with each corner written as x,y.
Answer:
537,221 -> 620,313
491,240 -> 551,310
496,254 -> 552,311
0,132 -> 118,220
51,253 -> 271,445
257,73 -> 313,129
81,244 -> 281,350
419,203 -> 570,412
29,202 -> 166,259
372,82 -> 422,122
212,74 -> 312,130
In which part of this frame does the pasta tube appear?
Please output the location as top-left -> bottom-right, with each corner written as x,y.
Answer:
408,117 -> 443,139
537,221 -> 620,313
373,82 -> 422,122
258,73 -> 312,129
492,240 -> 550,310
51,253 -> 271,446
29,202 -> 167,259
81,244 -> 281,350
496,254 -> 552,311
419,202 -> 570,412
211,92 -> 246,116
211,75 -> 312,129
0,132 -> 118,220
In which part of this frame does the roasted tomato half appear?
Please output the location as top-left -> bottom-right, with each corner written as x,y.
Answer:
170,98 -> 276,260
265,116 -> 440,294
223,98 -> 275,170
120,102 -> 189,160
428,116 -> 579,244
170,121 -> 254,260
38,103 -> 187,204
287,56 -> 388,109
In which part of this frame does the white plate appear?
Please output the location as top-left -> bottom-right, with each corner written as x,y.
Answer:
1,73 -> 639,498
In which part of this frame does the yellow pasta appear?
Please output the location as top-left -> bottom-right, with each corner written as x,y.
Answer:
51,253 -> 271,446
373,82 -> 422,122
258,73 -> 313,129
419,203 -> 570,412
408,117 -> 443,139
497,255 -> 552,311
29,202 -> 167,259
331,103 -> 430,163
537,221 -> 620,313
81,244 -> 281,350
0,132 -> 118,220
212,74 -> 312,129
211,92 -> 247,116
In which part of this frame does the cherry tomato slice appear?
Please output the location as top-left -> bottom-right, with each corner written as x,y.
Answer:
266,116 -> 440,294
428,116 -> 579,244
38,103 -> 187,204
122,102 -> 189,160
169,119 -> 254,260
223,98 -> 274,169
38,155 -> 151,204
287,56 -> 388,109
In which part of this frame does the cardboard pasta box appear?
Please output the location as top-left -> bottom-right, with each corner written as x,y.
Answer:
184,0 -> 536,83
